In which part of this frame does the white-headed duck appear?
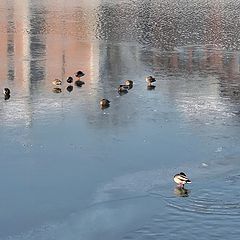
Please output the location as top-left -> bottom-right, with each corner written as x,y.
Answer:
173,172 -> 191,188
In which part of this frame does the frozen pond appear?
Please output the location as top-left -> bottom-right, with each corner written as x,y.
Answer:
1,0 -> 240,239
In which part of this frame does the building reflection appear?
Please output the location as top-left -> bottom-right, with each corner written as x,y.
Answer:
0,0 -> 94,128
1,1 -> 240,128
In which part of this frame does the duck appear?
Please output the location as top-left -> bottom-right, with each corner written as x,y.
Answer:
100,99 -> 110,108
173,172 -> 191,188
75,71 -> 85,78
146,76 -> 156,85
125,80 -> 133,88
52,79 -> 62,85
67,76 -> 73,83
118,85 -> 128,94
3,88 -> 10,95
75,80 -> 85,87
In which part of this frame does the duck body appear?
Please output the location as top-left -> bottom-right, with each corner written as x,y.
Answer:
146,76 -> 156,85
118,85 -> 128,94
100,99 -> 110,108
52,79 -> 62,85
67,76 -> 73,83
174,172 -> 191,188
3,88 -> 10,95
75,71 -> 85,78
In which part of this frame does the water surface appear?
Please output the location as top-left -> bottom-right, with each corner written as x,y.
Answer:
1,0 -> 240,239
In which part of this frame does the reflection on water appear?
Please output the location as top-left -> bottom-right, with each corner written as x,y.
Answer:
174,186 -> 190,197
2,0 -> 240,49
2,43 -> 240,129
1,1 -> 240,240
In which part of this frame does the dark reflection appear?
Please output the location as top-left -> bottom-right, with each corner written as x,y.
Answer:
101,44 -> 124,77
52,87 -> 62,93
100,105 -> 110,110
28,6 -> 47,89
75,80 -> 85,87
29,4 -> 47,35
66,85 -> 73,92
147,85 -> 156,90
118,91 -> 128,96
4,94 -> 11,101
174,187 -> 190,197
4,1 -> 47,95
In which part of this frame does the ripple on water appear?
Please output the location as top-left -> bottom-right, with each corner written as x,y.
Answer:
167,196 -> 240,216
122,185 -> 240,240
165,183 -> 240,216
